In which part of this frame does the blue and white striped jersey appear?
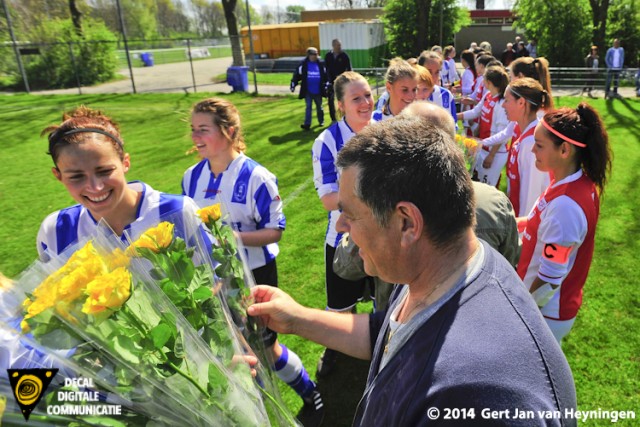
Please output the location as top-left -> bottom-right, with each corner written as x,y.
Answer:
311,120 -> 356,247
37,181 -> 200,262
182,153 -> 285,270
428,85 -> 459,130
375,91 -> 389,112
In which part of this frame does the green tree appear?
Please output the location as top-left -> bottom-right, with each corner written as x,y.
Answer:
588,0 -> 611,54
234,1 -> 261,27
156,0 -> 192,37
90,0 -> 158,40
607,0 -> 639,66
24,18 -> 117,89
514,0 -> 591,66
382,0 -> 465,59
285,5 -> 304,23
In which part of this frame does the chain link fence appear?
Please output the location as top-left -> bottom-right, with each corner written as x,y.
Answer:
1,37 -> 232,94
1,40 -> 638,95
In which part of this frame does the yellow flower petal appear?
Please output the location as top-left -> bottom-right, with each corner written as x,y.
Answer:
197,204 -> 222,225
127,222 -> 174,255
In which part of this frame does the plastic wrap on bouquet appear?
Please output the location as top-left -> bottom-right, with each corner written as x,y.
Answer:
455,133 -> 480,170
4,212 -> 297,426
193,203 -> 297,426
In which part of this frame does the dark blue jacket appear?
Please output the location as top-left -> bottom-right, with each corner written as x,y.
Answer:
354,242 -> 577,426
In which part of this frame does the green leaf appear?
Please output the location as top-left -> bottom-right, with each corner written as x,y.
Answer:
192,286 -> 213,302
125,287 -> 161,328
207,362 -> 229,395
174,331 -> 185,358
150,322 -> 175,350
211,247 -> 227,263
113,334 -> 142,364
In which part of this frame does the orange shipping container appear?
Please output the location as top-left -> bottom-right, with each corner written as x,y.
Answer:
240,22 -> 320,59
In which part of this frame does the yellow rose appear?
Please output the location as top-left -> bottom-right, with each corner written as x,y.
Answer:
197,204 -> 222,225
106,248 -> 131,269
82,267 -> 132,315
127,222 -> 174,255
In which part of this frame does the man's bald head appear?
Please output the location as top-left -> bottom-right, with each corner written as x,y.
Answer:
399,101 -> 456,138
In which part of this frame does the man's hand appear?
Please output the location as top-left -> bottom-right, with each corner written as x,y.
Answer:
247,285 -> 305,334
290,82 -> 296,93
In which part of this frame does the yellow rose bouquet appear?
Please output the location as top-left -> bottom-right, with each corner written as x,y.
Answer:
5,210 -> 296,426
455,133 -> 480,169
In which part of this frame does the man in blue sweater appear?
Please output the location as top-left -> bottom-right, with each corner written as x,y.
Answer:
291,47 -> 328,130
249,116 -> 577,426
605,38 -> 625,99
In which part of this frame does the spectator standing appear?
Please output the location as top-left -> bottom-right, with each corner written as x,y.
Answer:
526,39 -> 538,58
291,47 -> 328,130
324,39 -> 352,123
515,41 -> 530,58
584,46 -> 599,97
501,42 -> 516,67
604,38 -> 625,99
479,41 -> 493,55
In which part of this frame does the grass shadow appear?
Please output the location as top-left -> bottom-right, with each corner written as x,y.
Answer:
315,352 -> 370,426
268,129 -> 319,146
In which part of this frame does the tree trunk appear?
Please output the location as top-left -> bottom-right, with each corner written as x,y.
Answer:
589,0 -> 610,51
415,0 -> 432,54
222,0 -> 245,66
69,0 -> 83,37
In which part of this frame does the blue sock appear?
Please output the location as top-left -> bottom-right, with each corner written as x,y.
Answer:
273,344 -> 316,398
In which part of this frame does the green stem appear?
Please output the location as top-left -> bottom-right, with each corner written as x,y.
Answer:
166,360 -> 212,399
259,387 -> 299,426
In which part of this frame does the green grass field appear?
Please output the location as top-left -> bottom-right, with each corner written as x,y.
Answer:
0,93 -> 638,426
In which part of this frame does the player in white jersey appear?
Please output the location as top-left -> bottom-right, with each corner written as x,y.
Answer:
312,72 -> 374,376
503,78 -> 552,217
38,181 -> 199,260
37,106 -> 201,261
414,64 -> 435,101
441,45 -> 459,87
181,98 -> 323,424
9,107 -> 205,380
518,103 -> 611,342
371,58 -> 418,122
457,65 -> 510,186
419,51 -> 459,128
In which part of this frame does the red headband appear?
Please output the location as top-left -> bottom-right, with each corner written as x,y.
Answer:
540,118 -> 586,148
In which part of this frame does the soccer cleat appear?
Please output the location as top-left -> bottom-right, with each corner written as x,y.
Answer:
301,124 -> 311,130
316,348 -> 337,377
297,390 -> 325,427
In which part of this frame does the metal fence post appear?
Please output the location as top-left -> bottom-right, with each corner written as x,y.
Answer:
68,42 -> 82,95
187,38 -> 197,93
115,0 -> 136,94
2,0 -> 30,93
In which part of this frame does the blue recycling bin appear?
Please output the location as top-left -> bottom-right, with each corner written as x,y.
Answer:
140,52 -> 154,67
227,66 -> 249,92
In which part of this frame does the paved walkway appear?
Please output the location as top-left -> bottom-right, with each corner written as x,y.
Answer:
27,57 -> 638,98
31,57 -> 292,96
